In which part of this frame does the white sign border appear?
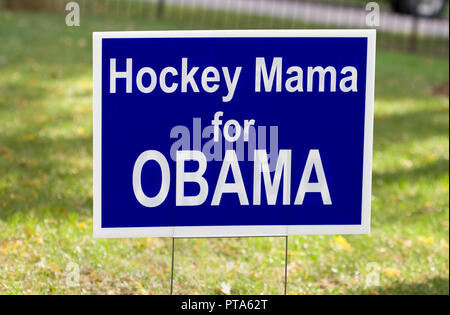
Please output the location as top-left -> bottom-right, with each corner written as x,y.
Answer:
93,29 -> 376,238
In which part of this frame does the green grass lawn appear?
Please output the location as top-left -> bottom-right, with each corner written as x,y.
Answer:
0,7 -> 448,294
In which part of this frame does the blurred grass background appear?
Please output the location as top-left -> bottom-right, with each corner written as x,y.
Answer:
0,1 -> 448,294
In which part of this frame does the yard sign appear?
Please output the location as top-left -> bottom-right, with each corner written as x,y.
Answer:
93,30 -> 376,238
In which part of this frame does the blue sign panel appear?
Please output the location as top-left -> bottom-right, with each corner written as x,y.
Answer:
93,30 -> 375,238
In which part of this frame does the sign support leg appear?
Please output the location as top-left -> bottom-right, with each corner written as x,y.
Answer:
170,237 -> 175,295
284,235 -> 288,295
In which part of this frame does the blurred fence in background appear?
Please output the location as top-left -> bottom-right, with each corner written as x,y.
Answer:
2,0 -> 449,56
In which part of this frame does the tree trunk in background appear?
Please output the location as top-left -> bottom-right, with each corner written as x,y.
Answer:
157,0 -> 165,19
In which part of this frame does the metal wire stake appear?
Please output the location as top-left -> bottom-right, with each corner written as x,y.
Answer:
284,235 -> 288,295
170,237 -> 175,295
